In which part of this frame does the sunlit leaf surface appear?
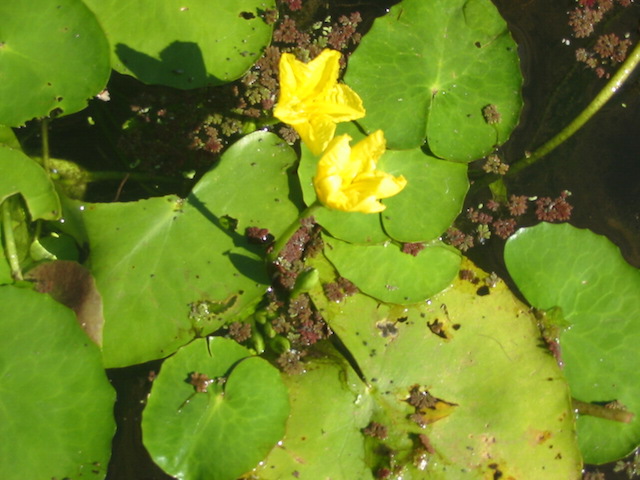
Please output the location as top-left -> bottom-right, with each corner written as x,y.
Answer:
142,337 -> 289,480
83,0 -> 275,88
505,222 -> 640,464
252,259 -> 582,478
345,0 -> 522,159
75,132 -> 301,367
0,286 -> 115,480
0,0 -> 110,126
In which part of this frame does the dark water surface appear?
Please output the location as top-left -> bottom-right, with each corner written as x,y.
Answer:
493,0 -> 640,268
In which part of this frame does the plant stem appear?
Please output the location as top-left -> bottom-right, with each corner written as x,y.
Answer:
1,196 -> 23,281
475,39 -> 640,193
267,201 -> 323,264
510,40 -> 640,175
572,398 -> 635,424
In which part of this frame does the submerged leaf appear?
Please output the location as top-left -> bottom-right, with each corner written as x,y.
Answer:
26,260 -> 104,346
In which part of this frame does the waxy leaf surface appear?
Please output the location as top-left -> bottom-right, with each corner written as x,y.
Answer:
0,286 -> 115,480
84,0 -> 275,89
250,359 -> 373,479
75,132 -> 301,367
0,0 -> 110,126
505,222 -> 640,464
334,259 -> 580,477
252,260 -> 581,478
345,0 -> 522,159
142,337 -> 289,480
323,234 -> 460,304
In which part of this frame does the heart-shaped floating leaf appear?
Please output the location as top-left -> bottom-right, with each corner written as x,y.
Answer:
0,0 -> 110,126
0,146 -> 60,220
505,222 -> 640,464
297,123 -> 468,244
323,234 -> 460,304
345,0 -> 522,159
142,337 -> 289,480
83,0 -> 275,89
0,286 -> 115,480
74,132 -> 301,367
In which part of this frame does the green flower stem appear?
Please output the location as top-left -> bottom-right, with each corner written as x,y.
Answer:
1,196 -> 23,281
508,39 -> 640,177
473,39 -> 640,194
267,201 -> 323,264
572,398 -> 634,424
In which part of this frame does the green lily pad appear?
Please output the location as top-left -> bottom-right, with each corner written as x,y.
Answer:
0,125 -> 21,149
345,0 -> 522,159
297,123 -> 468,244
0,146 -> 61,220
380,149 -> 468,242
199,131 -> 305,229
249,358 -> 374,479
142,337 -> 289,480
316,259 -> 581,478
76,132 -> 301,367
83,0 -> 275,89
504,222 -> 640,464
323,234 -> 460,304
0,0 -> 110,126
0,285 -> 115,480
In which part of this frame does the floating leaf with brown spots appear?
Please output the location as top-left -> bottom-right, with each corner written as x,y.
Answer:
253,258 -> 582,478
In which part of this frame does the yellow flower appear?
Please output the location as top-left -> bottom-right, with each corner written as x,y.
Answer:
273,49 -> 366,155
313,130 -> 407,213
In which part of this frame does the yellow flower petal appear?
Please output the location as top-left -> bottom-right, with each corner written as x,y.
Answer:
273,49 -> 365,155
313,131 -> 407,213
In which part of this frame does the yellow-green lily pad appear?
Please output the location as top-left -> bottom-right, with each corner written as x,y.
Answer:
505,222 -> 640,464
